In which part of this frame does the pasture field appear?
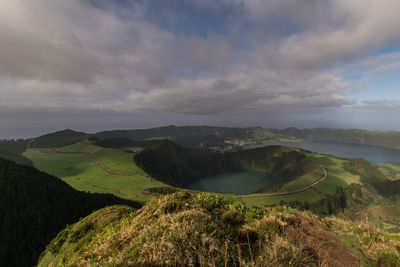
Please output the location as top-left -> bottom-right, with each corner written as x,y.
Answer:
23,142 -> 167,202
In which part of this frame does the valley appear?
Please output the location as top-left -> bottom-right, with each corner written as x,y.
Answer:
2,127 -> 400,266
22,136 -> 361,208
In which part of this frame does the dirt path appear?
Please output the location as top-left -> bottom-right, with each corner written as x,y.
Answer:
46,149 -> 152,181
86,153 -> 151,181
239,164 -> 328,198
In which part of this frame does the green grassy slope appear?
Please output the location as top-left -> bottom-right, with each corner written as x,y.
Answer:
38,192 -> 400,267
92,148 -> 148,175
24,142 -> 167,202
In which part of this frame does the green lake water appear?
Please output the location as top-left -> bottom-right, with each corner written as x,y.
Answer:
186,170 -> 277,195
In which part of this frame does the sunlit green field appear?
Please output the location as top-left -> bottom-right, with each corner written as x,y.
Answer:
23,140 -> 363,206
24,142 -> 167,202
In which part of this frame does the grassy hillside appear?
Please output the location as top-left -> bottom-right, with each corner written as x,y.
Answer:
24,141 -> 167,202
38,192 -> 400,267
0,158 -> 141,267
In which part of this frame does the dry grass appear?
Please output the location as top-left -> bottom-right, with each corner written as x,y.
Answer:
39,192 -> 400,267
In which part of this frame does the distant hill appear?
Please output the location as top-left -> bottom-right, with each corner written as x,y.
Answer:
276,128 -> 400,149
9,125 -> 400,152
91,126 -> 400,150
0,158 -> 141,267
38,192 -> 400,266
30,129 -> 88,148
95,125 -> 254,139
4,125 -> 400,170
94,125 -> 256,148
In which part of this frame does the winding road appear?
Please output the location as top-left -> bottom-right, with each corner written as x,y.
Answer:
44,149 -> 152,181
239,164 -> 328,198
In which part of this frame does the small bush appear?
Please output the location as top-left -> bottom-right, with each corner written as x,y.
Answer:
231,202 -> 265,219
162,200 -> 179,213
237,227 -> 259,243
221,210 -> 245,226
196,193 -> 227,211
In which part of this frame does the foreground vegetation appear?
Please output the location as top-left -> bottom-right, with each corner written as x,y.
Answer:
0,158 -> 141,267
39,192 -> 400,267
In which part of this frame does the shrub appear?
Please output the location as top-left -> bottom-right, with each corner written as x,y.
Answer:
162,200 -> 178,213
196,193 -> 227,211
221,210 -> 245,226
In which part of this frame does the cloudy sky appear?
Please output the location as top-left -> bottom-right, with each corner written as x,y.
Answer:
1,0 -> 400,138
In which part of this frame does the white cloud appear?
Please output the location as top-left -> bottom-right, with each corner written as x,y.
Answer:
277,0 -> 400,68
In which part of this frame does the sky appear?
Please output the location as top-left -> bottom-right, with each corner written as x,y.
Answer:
1,0 -> 400,138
